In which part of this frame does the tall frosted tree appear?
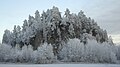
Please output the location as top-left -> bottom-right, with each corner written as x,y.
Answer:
22,19 -> 28,32
35,10 -> 40,22
2,29 -> 12,45
16,25 -> 21,44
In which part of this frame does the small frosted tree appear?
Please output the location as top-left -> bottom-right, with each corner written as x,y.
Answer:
0,43 -> 12,62
108,36 -> 114,45
33,43 -> 56,64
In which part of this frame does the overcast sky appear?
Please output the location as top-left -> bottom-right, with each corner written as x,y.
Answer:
0,0 -> 120,44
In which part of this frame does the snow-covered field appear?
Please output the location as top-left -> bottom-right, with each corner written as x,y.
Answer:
0,64 -> 120,67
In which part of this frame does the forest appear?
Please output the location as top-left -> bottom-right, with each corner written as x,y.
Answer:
1,6 -> 120,64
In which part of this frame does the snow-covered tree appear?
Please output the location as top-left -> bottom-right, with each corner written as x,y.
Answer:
2,29 -> 12,45
33,43 -> 56,64
0,43 -> 12,62
35,10 -> 40,21
59,38 -> 85,62
65,8 -> 70,18
117,45 -> 120,60
16,25 -> 21,44
22,19 -> 28,32
20,45 -> 33,62
108,36 -> 114,45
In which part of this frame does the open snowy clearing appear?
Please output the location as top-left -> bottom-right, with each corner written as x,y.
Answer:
0,64 -> 120,67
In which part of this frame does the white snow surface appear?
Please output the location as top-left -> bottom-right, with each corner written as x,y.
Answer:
0,64 -> 120,67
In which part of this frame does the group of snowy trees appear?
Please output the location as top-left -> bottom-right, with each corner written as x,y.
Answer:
0,43 -> 56,63
1,6 -> 119,63
59,38 -> 117,63
2,6 -> 113,49
0,38 -> 119,63
2,25 -> 22,47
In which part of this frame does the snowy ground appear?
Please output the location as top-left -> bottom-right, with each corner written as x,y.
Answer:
0,64 -> 120,67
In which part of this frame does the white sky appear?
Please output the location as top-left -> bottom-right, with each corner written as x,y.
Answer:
0,0 -> 120,44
